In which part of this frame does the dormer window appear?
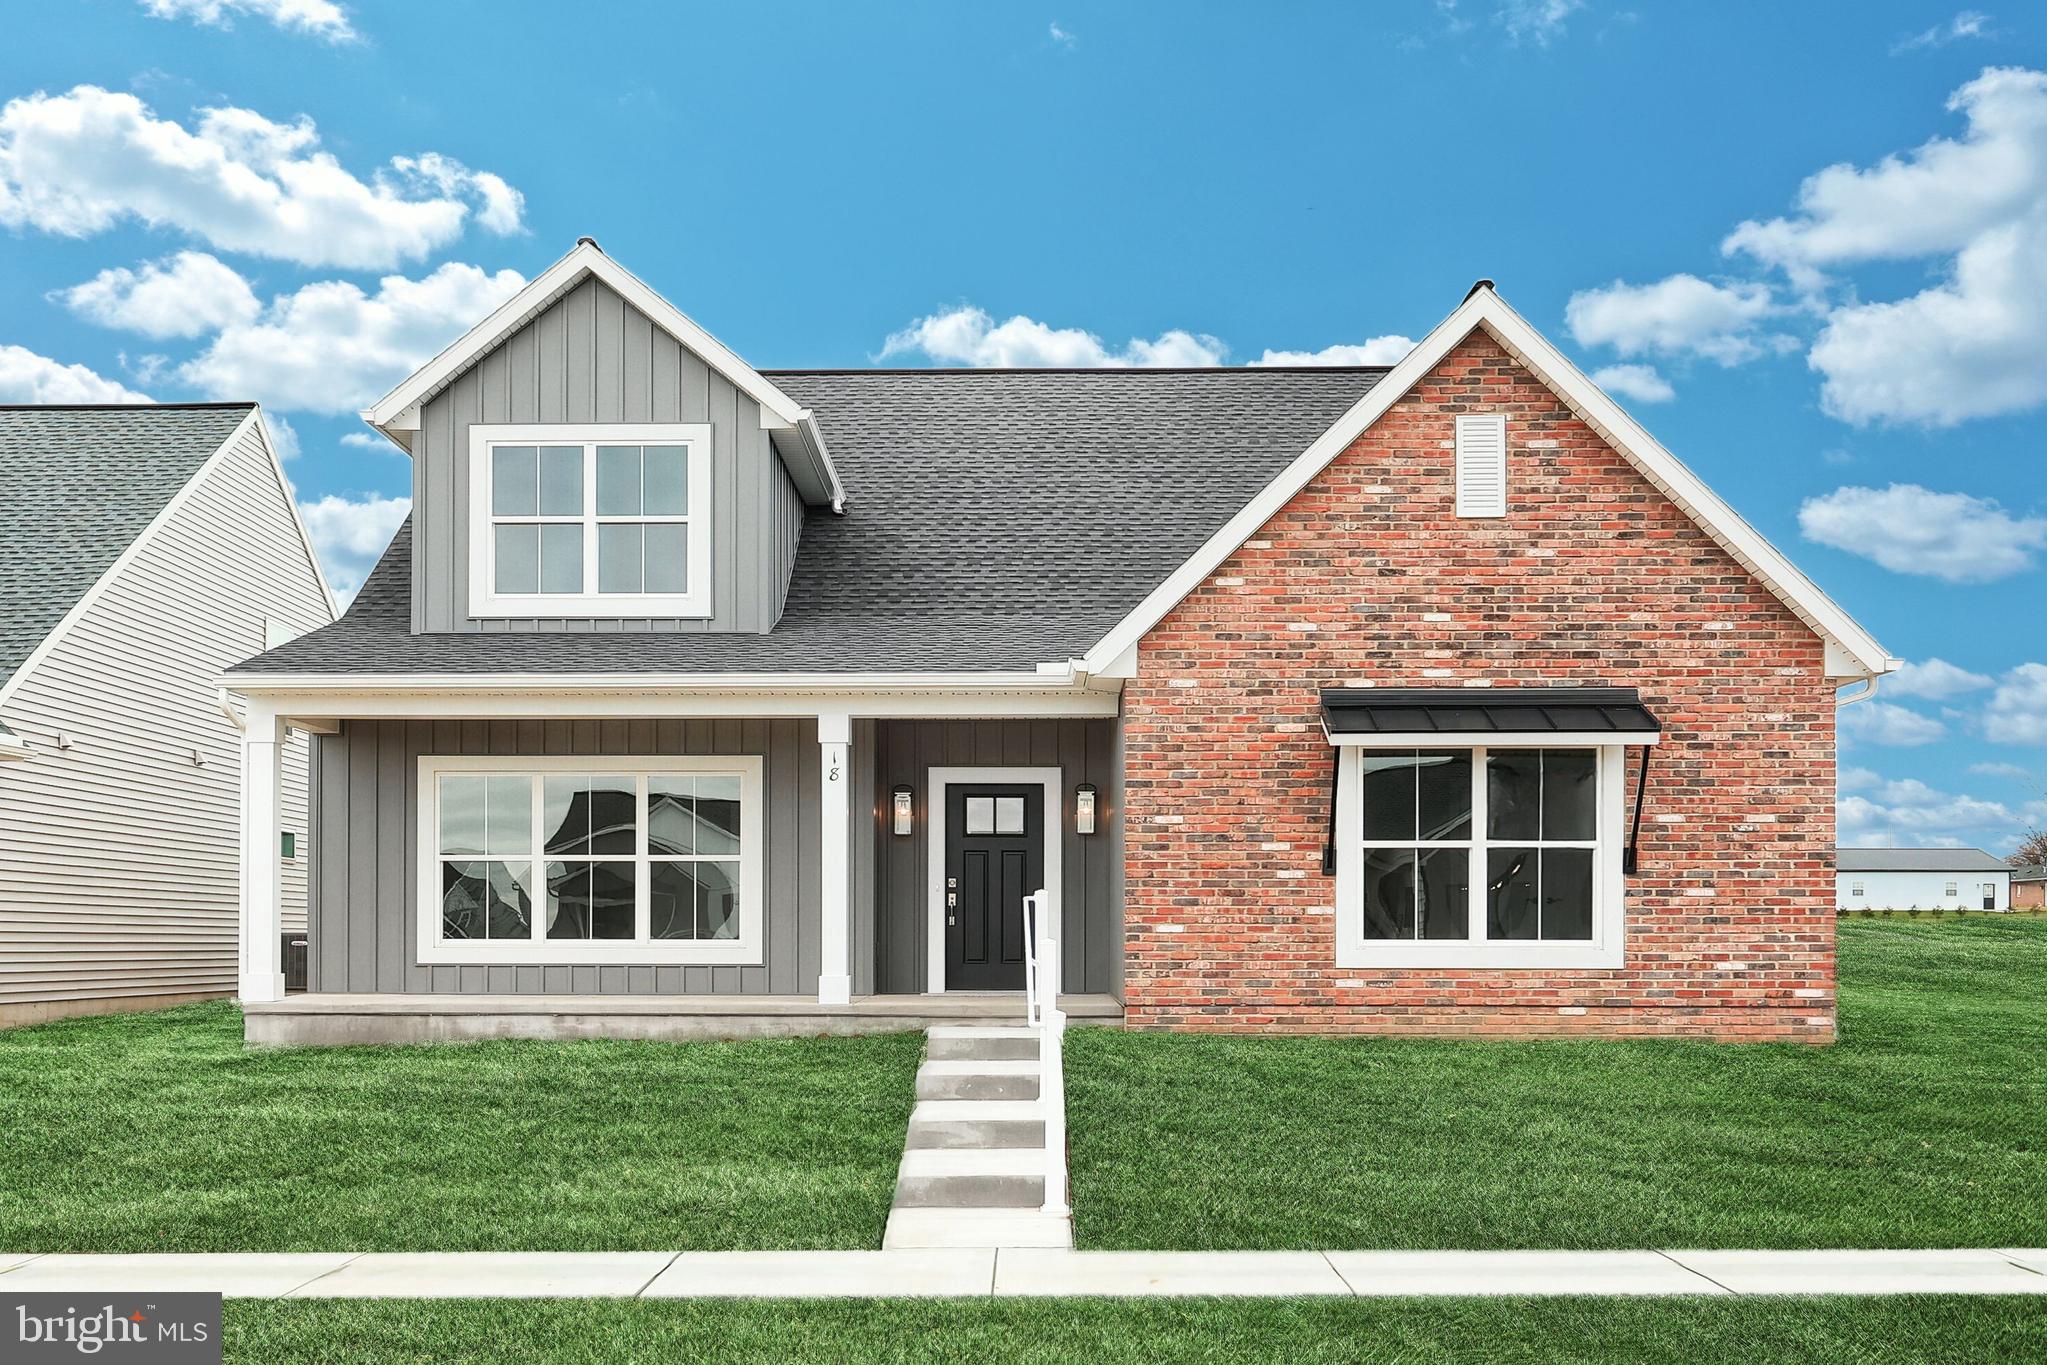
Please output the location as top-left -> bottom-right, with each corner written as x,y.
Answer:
468,423 -> 712,618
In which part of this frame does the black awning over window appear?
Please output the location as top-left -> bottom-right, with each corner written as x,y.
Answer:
1320,687 -> 1660,741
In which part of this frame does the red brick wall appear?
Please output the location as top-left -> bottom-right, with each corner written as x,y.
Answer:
1121,333 -> 1837,1040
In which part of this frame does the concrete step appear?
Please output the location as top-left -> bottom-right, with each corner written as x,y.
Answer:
893,1148 -> 1045,1209
883,1207 -> 1073,1249
927,1026 -> 1040,1062
905,1099 -> 1047,1150
914,1059 -> 1040,1102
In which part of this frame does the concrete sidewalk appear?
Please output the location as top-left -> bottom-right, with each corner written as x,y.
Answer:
1,1249 -> 2043,1299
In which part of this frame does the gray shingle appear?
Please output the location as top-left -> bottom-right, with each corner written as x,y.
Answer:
235,368 -> 1385,675
0,404 -> 253,687
1836,847 -> 2010,873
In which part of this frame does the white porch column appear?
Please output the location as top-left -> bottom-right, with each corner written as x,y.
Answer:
816,710 -> 853,1005
238,702 -> 286,1003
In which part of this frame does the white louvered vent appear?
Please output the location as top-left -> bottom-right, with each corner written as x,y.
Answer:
1455,414 -> 1507,518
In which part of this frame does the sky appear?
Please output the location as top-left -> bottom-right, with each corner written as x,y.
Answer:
1,1 -> 2044,854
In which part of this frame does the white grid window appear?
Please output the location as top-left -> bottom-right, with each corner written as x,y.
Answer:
1335,744 -> 1627,968
418,756 -> 761,966
468,424 -> 711,618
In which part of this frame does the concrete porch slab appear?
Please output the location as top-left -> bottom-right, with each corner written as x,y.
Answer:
1326,1250 -> 1727,1296
993,1250 -> 1351,1297
643,1250 -> 995,1298
0,1253 -> 359,1297
1666,1249 -> 2047,1295
287,1252 -> 678,1299
0,1254 -> 45,1274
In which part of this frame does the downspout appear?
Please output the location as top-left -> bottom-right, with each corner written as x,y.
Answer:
1836,674 -> 1880,707
217,687 -> 246,732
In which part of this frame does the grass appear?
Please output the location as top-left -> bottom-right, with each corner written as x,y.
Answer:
1068,916 -> 2047,1250
221,1297 -> 2047,1363
0,1003 -> 920,1253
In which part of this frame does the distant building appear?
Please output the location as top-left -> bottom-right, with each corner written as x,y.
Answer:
1837,848 -> 2011,912
2012,864 -> 2046,911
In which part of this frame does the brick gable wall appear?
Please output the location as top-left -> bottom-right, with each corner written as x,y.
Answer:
1120,332 -> 1837,1040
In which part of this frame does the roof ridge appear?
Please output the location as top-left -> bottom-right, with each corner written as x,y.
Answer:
761,366 -> 1396,376
0,401 -> 256,411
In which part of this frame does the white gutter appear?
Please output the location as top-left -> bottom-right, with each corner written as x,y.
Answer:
221,667 -> 1089,693
1836,674 -> 1880,707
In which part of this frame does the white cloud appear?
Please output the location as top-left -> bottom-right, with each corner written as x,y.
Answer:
1840,701 -> 1947,747
1886,657 -> 1994,700
1798,483 -> 2047,583
1985,663 -> 2047,744
1893,10 -> 1993,54
178,261 -> 526,413
1254,336 -> 1414,366
339,431 -> 387,449
54,251 -> 260,339
141,0 -> 357,42
880,305 -> 1227,368
1496,0 -> 1582,45
0,344 -> 152,403
1564,274 -> 1793,365
1049,21 -> 1076,48
296,491 -> 408,603
1839,770 -> 2045,849
1969,760 -> 2035,779
0,85 -> 522,269
1589,363 -> 1675,403
261,411 -> 300,461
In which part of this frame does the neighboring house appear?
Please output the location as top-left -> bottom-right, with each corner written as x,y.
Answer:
2007,864 -> 2044,911
0,405 -> 335,1026
225,240 -> 1896,1046
1836,848 -> 2011,912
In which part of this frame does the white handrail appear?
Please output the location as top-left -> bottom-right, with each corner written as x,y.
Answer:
1022,886 -> 1069,1218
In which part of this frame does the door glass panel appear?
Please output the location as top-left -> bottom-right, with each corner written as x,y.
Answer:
538,446 -> 583,515
596,446 -> 641,516
1361,848 -> 1416,939
491,446 -> 535,516
964,797 -> 995,835
494,524 -> 538,595
1487,846 -> 1539,939
995,796 -> 1026,834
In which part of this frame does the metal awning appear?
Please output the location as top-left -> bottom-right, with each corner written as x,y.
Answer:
1320,687 -> 1661,746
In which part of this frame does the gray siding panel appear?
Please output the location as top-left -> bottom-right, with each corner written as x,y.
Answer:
867,719 -> 1119,996
414,276 -> 800,634
309,718 -> 821,995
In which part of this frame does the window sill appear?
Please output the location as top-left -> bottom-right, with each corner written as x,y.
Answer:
1336,942 -> 1624,970
419,941 -> 763,968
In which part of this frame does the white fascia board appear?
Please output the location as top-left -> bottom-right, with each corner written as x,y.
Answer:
774,412 -> 847,510
362,243 -> 843,506
0,412 -> 261,713
1073,286 -> 1894,682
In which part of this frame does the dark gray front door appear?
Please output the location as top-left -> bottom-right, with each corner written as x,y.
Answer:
945,784 -> 1042,991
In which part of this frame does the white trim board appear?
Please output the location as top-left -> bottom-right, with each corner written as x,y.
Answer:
922,766 -> 1064,995
222,684 -> 1121,723
361,240 -> 843,510
1071,285 -> 1896,683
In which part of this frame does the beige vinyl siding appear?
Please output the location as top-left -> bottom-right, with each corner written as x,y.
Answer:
0,420 -> 332,1009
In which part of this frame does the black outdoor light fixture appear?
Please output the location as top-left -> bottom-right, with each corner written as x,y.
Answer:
891,784 -> 915,836
1074,782 -> 1099,835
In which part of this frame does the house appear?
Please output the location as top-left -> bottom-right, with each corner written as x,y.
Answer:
0,404 -> 335,1026
2005,863 -> 2042,911
224,240 -> 1896,1047
1836,848 -> 2011,912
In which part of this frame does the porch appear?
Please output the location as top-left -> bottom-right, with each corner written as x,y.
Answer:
241,990 -> 1123,1046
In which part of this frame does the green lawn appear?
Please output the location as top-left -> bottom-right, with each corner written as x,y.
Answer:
1069,916 -> 2047,1250
0,1005 -> 920,1253
222,1297 -> 2047,1364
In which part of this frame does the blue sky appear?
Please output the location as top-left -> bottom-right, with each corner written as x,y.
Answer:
2,1 -> 2044,852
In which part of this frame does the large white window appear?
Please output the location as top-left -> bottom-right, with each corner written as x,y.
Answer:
1334,744 -> 1626,968
467,423 -> 712,618
416,755 -> 762,965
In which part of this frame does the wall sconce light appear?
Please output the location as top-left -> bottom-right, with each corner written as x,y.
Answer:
892,784 -> 915,836
1075,782 -> 1098,836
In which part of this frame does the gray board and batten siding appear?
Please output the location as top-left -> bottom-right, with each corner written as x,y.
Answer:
410,274 -> 807,635
309,716 -> 1122,999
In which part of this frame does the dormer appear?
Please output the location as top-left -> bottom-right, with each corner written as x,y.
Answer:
362,240 -> 843,634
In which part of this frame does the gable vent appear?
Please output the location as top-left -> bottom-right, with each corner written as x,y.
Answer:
1455,414 -> 1507,518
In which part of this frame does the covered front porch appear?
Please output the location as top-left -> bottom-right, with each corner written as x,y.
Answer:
232,679 -> 1126,1044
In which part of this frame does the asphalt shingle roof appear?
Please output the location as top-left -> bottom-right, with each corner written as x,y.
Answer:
0,404 -> 252,687
1836,847 -> 2011,873
236,368 -> 1386,675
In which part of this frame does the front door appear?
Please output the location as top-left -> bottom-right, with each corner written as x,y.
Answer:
944,784 -> 1043,991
